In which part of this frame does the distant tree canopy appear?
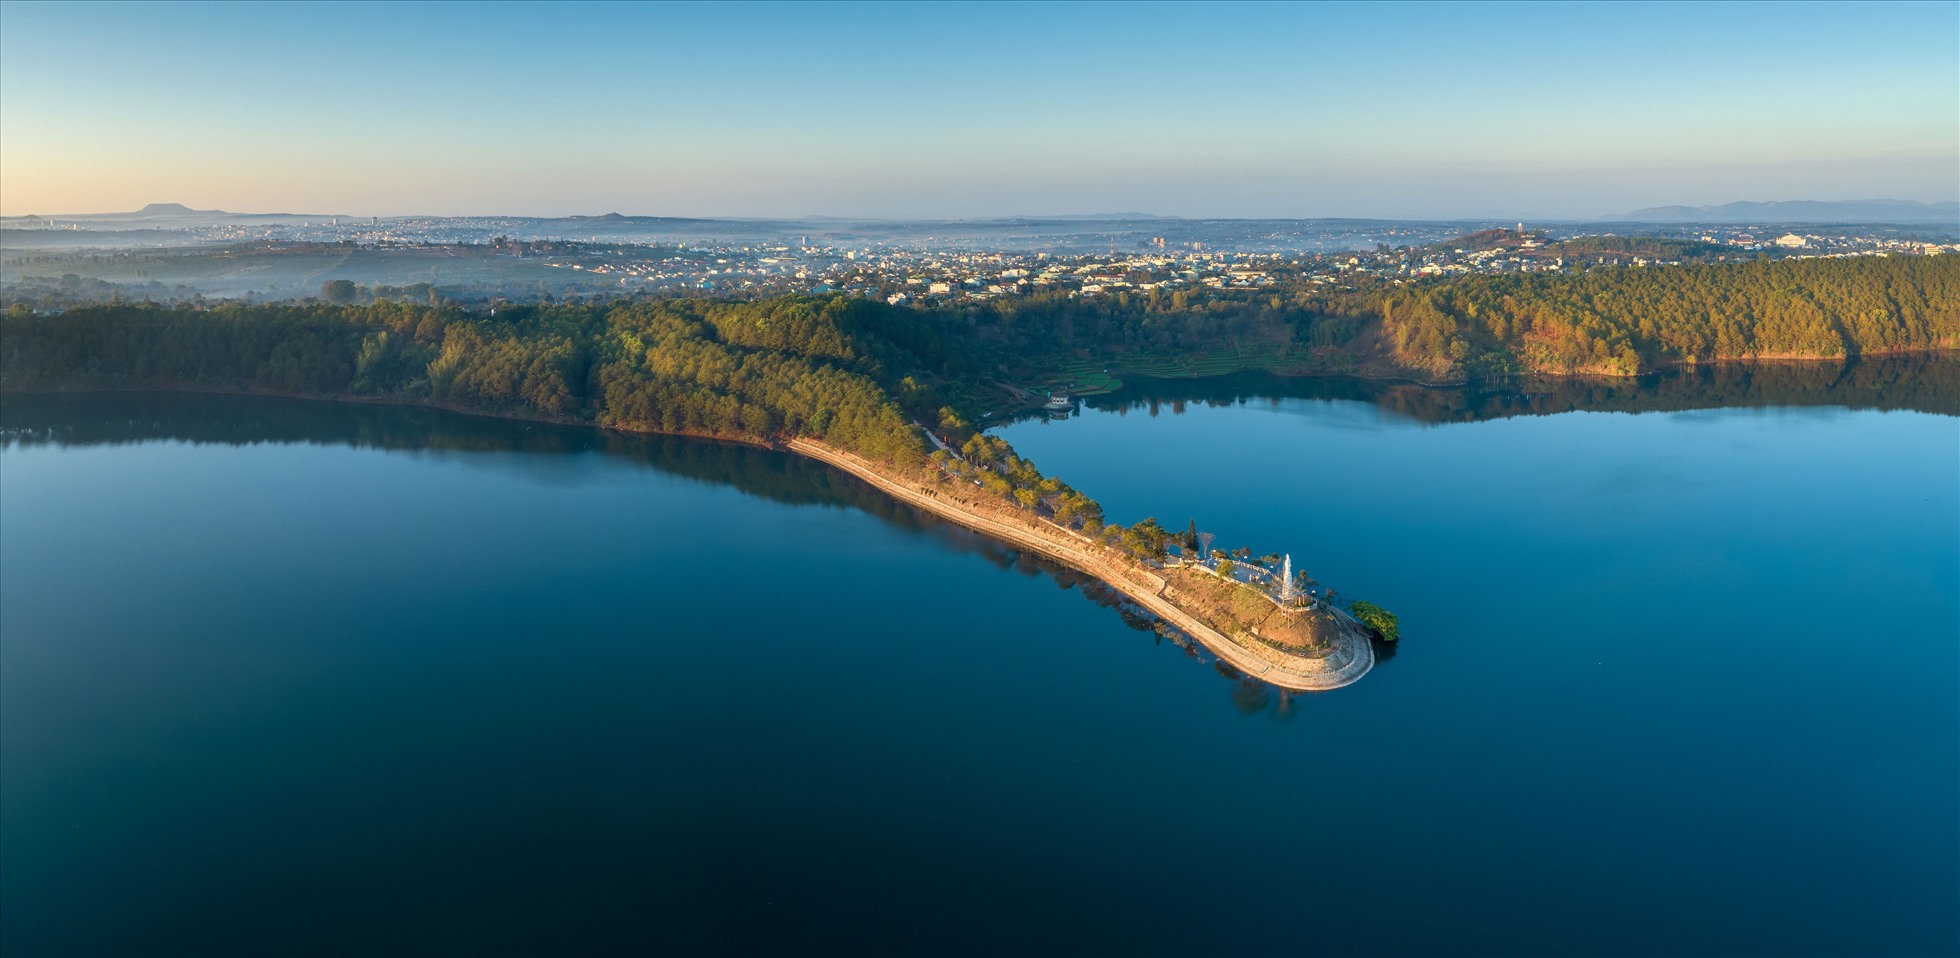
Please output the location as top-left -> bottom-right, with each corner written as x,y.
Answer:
915,254 -> 1957,380
3,255 -> 1954,460
1538,235 -> 1728,262
0,297 -> 926,464
319,279 -> 358,305
1369,255 -> 1958,378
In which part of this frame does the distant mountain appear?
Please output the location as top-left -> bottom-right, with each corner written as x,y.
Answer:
3,203 -> 353,221
0,203 -> 229,220
136,202 -> 210,216
1609,199 -> 1959,224
545,212 -> 717,226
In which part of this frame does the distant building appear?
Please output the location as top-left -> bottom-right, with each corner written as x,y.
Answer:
1775,234 -> 1808,248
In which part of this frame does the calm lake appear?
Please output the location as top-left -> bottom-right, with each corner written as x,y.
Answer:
3,362 -> 1955,957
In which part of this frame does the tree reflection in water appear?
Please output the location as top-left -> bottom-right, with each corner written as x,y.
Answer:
1046,354 -> 1960,426
0,391 -> 1299,707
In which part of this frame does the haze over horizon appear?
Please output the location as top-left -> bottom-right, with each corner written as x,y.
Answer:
10,197 -> 1960,225
1,0 -> 1955,220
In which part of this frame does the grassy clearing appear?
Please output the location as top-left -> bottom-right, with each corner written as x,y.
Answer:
1041,344 -> 1314,388
1048,362 -> 1125,395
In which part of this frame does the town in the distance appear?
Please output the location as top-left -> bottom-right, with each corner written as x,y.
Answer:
3,199 -> 1955,309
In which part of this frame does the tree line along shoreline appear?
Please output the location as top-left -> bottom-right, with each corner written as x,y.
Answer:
2,254 -> 1951,522
4,252 -> 1950,402
3,253 -> 1952,655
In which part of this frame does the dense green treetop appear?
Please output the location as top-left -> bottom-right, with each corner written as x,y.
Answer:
0,297 -> 927,464
1370,255 -> 1957,377
1349,601 -> 1400,642
918,254 -> 1956,380
10,256 -> 1947,651
4,255 -> 1953,459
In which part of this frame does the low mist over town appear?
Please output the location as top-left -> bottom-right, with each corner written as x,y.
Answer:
5,203 -> 1954,308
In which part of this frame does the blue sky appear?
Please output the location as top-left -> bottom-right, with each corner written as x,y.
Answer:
1,0 -> 1954,218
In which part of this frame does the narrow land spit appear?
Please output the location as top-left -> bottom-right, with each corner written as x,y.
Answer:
786,439 -> 1374,692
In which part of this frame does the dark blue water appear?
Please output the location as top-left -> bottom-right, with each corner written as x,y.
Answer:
2,382 -> 1955,957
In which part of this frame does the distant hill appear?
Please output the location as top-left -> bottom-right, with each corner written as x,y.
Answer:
0,203 -> 229,220
137,202 -> 216,216
1012,212 -> 1168,221
5,203 -> 351,221
553,212 -> 712,223
1609,199 -> 1959,224
93,203 -> 233,219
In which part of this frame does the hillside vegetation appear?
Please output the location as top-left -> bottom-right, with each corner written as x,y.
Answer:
938,254 -> 1958,381
4,255 -> 1954,460
6,254 -> 1948,660
1370,255 -> 1957,377
0,296 -> 929,463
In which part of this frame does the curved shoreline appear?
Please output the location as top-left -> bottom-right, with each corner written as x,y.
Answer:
785,438 -> 1373,692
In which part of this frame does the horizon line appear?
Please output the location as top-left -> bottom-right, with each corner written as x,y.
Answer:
7,198 -> 1958,225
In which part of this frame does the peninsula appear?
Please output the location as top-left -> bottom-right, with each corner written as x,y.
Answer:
10,251 -> 1954,684
788,437 -> 1374,691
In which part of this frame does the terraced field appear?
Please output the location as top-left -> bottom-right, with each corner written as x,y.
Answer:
1047,363 -> 1125,395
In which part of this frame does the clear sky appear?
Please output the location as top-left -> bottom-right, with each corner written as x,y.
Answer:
1,0 -> 1954,219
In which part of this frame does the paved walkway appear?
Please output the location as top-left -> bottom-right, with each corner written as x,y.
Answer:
786,439 -> 1373,692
